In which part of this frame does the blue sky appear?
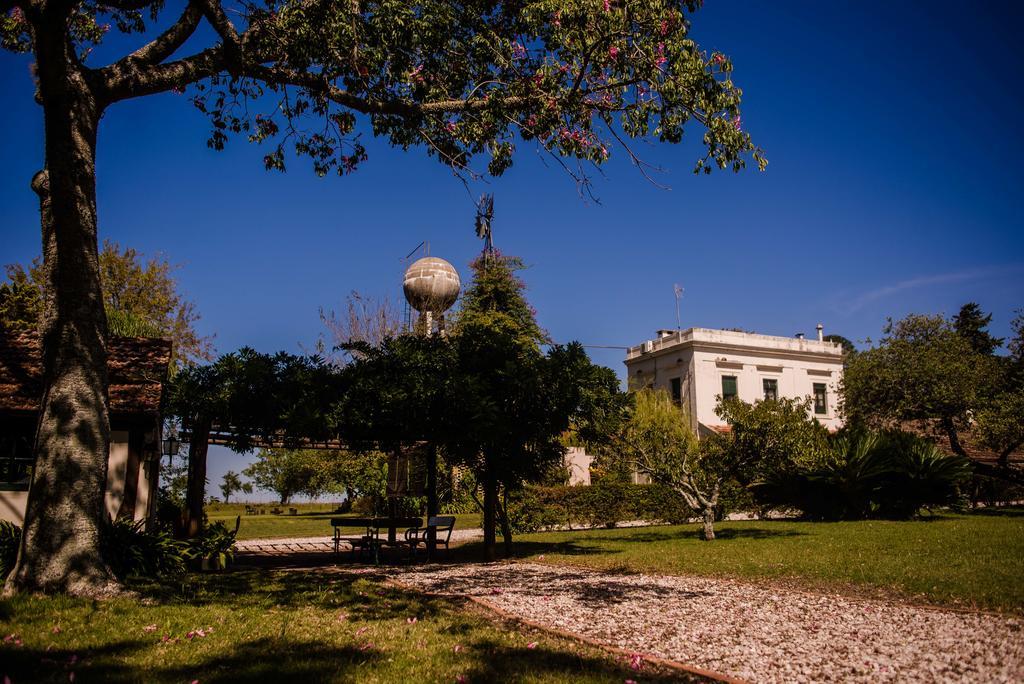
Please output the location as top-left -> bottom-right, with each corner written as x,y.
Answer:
2,1 -> 1022,499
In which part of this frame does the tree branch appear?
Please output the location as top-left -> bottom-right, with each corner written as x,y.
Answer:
197,0 -> 240,49
100,0 -> 160,10
101,45 -> 226,103
125,1 -> 203,65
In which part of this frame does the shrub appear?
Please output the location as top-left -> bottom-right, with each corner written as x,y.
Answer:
186,518 -> 239,571
753,430 -> 973,520
0,520 -> 21,579
495,482 -> 739,533
101,517 -> 190,579
877,440 -> 972,517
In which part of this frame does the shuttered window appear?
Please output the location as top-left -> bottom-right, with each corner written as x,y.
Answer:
670,377 -> 682,404
813,383 -> 828,414
721,375 -> 738,401
763,378 -> 778,401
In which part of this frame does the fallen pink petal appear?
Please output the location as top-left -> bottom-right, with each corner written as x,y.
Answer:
526,642 -> 538,650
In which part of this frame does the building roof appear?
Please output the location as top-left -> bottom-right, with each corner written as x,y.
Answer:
626,327 -> 844,362
0,330 -> 171,417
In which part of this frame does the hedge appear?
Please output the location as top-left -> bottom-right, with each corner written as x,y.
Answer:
497,480 -> 754,535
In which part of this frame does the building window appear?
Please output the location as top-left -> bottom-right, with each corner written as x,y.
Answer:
813,383 -> 828,415
721,375 -> 738,401
0,434 -> 34,490
763,378 -> 778,401
670,377 -> 682,404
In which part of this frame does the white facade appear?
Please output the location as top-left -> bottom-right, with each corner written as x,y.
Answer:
0,430 -> 157,526
625,327 -> 845,434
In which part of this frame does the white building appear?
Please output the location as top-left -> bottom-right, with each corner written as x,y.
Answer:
624,327 -> 845,434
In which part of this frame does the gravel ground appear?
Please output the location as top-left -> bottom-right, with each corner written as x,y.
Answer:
386,561 -> 1024,683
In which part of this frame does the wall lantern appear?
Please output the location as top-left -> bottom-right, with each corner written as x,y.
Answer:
162,435 -> 180,457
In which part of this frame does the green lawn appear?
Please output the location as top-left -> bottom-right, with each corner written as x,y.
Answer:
0,570 -> 691,683
206,504 -> 479,541
454,508 -> 1024,613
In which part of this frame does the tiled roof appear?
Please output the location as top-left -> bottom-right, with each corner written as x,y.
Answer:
0,330 -> 171,416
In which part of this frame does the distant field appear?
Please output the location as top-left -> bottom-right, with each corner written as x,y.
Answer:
206,503 -> 479,541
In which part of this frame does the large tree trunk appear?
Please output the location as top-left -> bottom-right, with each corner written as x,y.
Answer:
6,11 -> 119,596
482,475 -> 497,562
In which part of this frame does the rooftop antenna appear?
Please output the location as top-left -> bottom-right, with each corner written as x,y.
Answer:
475,193 -> 495,258
673,283 -> 684,330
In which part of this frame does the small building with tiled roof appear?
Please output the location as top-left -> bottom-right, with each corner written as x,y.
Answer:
0,330 -> 172,526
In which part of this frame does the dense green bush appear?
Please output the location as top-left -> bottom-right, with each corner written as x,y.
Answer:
186,519 -> 239,571
101,517 -> 190,579
753,430 -> 972,520
495,482 -> 746,534
1,520 -> 21,579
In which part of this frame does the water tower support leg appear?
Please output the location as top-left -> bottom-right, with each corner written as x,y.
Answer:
426,445 -> 438,560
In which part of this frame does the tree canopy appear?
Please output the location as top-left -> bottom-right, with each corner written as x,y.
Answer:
4,0 -> 764,595
842,313 -> 997,458
0,241 -> 213,367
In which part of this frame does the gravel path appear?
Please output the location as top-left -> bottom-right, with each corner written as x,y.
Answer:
386,562 -> 1024,683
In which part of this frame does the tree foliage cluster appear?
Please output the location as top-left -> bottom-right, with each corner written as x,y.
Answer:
842,304 -> 1024,469
610,388 -> 974,538
0,241 -> 213,367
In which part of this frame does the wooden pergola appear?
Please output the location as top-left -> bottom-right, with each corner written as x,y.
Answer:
180,422 -> 442,558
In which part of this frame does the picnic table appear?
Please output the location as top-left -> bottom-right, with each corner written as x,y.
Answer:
331,516 -> 423,564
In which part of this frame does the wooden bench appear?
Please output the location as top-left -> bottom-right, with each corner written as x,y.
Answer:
404,516 -> 456,560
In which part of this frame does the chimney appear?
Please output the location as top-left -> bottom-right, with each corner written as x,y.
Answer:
816,323 -> 824,342
795,332 -> 805,340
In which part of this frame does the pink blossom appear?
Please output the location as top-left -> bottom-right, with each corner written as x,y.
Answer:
608,45 -> 620,60
336,613 -> 348,622
512,43 -> 527,60
453,644 -> 463,653
659,20 -> 669,36
733,115 -> 742,131
552,11 -> 561,27
359,642 -> 374,651
407,617 -> 418,624
142,625 -> 157,633
603,0 -> 611,11
356,627 -> 369,636
628,653 -> 643,671
455,676 -> 468,684
527,642 -> 538,649
626,680 -> 638,684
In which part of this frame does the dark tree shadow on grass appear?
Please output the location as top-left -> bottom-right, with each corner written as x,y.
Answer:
1,638 -> 382,684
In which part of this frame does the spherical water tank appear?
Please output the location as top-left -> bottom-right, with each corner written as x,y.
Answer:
403,257 -> 460,313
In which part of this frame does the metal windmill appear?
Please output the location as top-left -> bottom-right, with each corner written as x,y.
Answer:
474,193 -> 495,257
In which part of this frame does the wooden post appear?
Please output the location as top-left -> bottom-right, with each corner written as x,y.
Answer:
119,426 -> 144,520
184,418 -> 211,538
426,445 -> 438,560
